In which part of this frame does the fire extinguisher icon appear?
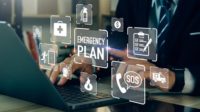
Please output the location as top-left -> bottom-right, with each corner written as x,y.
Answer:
80,7 -> 88,23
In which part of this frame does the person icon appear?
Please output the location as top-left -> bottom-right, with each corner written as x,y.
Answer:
41,51 -> 48,64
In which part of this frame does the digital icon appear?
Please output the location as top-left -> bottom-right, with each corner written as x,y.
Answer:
32,26 -> 42,57
53,21 -> 67,37
62,67 -> 69,78
80,7 -> 88,23
59,62 -> 72,79
41,51 -> 48,64
133,31 -> 150,56
33,26 -> 42,40
143,38 -> 152,52
76,4 -> 93,25
114,21 -> 121,29
39,43 -> 58,70
150,66 -> 169,89
48,49 -> 56,65
84,78 -> 93,91
74,28 -> 108,68
80,72 -> 97,95
50,16 -> 71,44
111,61 -> 146,105
152,72 -> 166,84
40,50 -> 56,65
112,18 -> 124,32
115,71 -> 143,94
116,73 -> 126,94
127,27 -> 157,61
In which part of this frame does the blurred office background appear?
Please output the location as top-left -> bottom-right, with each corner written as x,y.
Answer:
0,0 -> 119,63
0,0 -> 119,41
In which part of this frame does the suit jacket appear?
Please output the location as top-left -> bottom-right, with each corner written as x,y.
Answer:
109,0 -> 200,94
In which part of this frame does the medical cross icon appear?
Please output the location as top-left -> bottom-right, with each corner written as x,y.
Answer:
57,25 -> 63,34
53,21 -> 67,37
51,16 -> 71,44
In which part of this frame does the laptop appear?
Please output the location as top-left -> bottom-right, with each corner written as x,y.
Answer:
0,22 -> 130,111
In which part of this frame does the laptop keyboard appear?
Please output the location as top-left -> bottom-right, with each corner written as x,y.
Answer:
56,86 -> 111,104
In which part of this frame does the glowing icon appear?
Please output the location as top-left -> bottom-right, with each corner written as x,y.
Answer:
127,27 -> 157,61
143,38 -> 152,52
150,66 -> 169,89
111,61 -> 146,105
74,28 -> 108,68
33,26 -> 42,40
33,27 -> 41,37
116,73 -> 126,94
53,21 -> 67,37
50,16 -> 71,44
47,49 -> 56,65
41,51 -> 48,64
62,67 -> 69,78
76,4 -> 93,25
59,62 -> 72,79
40,50 -> 56,65
133,31 -> 150,56
80,72 -> 97,95
112,18 -> 124,32
116,71 -> 143,94
152,72 -> 166,84
39,43 -> 58,70
84,78 -> 93,91
114,21 -> 121,29
80,7 -> 88,23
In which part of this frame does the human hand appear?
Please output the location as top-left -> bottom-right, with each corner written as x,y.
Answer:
109,48 -> 176,91
47,55 -> 93,86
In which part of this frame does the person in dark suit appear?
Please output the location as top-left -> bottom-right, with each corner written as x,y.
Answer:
108,0 -> 200,94
49,0 -> 200,95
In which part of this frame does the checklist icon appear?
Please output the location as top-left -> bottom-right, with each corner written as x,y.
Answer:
127,27 -> 157,61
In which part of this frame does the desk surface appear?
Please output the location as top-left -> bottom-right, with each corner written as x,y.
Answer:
0,94 -> 200,112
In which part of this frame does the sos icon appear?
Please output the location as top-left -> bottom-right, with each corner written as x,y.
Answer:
124,71 -> 143,89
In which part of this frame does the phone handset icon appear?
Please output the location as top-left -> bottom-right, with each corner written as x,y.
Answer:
116,73 -> 127,94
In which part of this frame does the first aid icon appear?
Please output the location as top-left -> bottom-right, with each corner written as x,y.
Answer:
50,16 -> 71,44
53,21 -> 67,37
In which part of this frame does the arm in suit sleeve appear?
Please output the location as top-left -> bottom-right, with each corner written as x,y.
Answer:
170,4 -> 200,94
180,4 -> 200,95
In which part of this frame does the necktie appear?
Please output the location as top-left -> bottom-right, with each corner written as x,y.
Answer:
157,0 -> 172,49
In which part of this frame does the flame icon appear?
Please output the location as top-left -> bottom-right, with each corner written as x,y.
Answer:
84,78 -> 93,91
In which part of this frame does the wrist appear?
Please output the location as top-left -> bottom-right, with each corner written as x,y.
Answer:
168,70 -> 176,90
169,68 -> 185,92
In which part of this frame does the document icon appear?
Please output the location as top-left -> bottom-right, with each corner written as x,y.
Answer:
133,31 -> 150,56
53,21 -> 67,37
127,27 -> 157,61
